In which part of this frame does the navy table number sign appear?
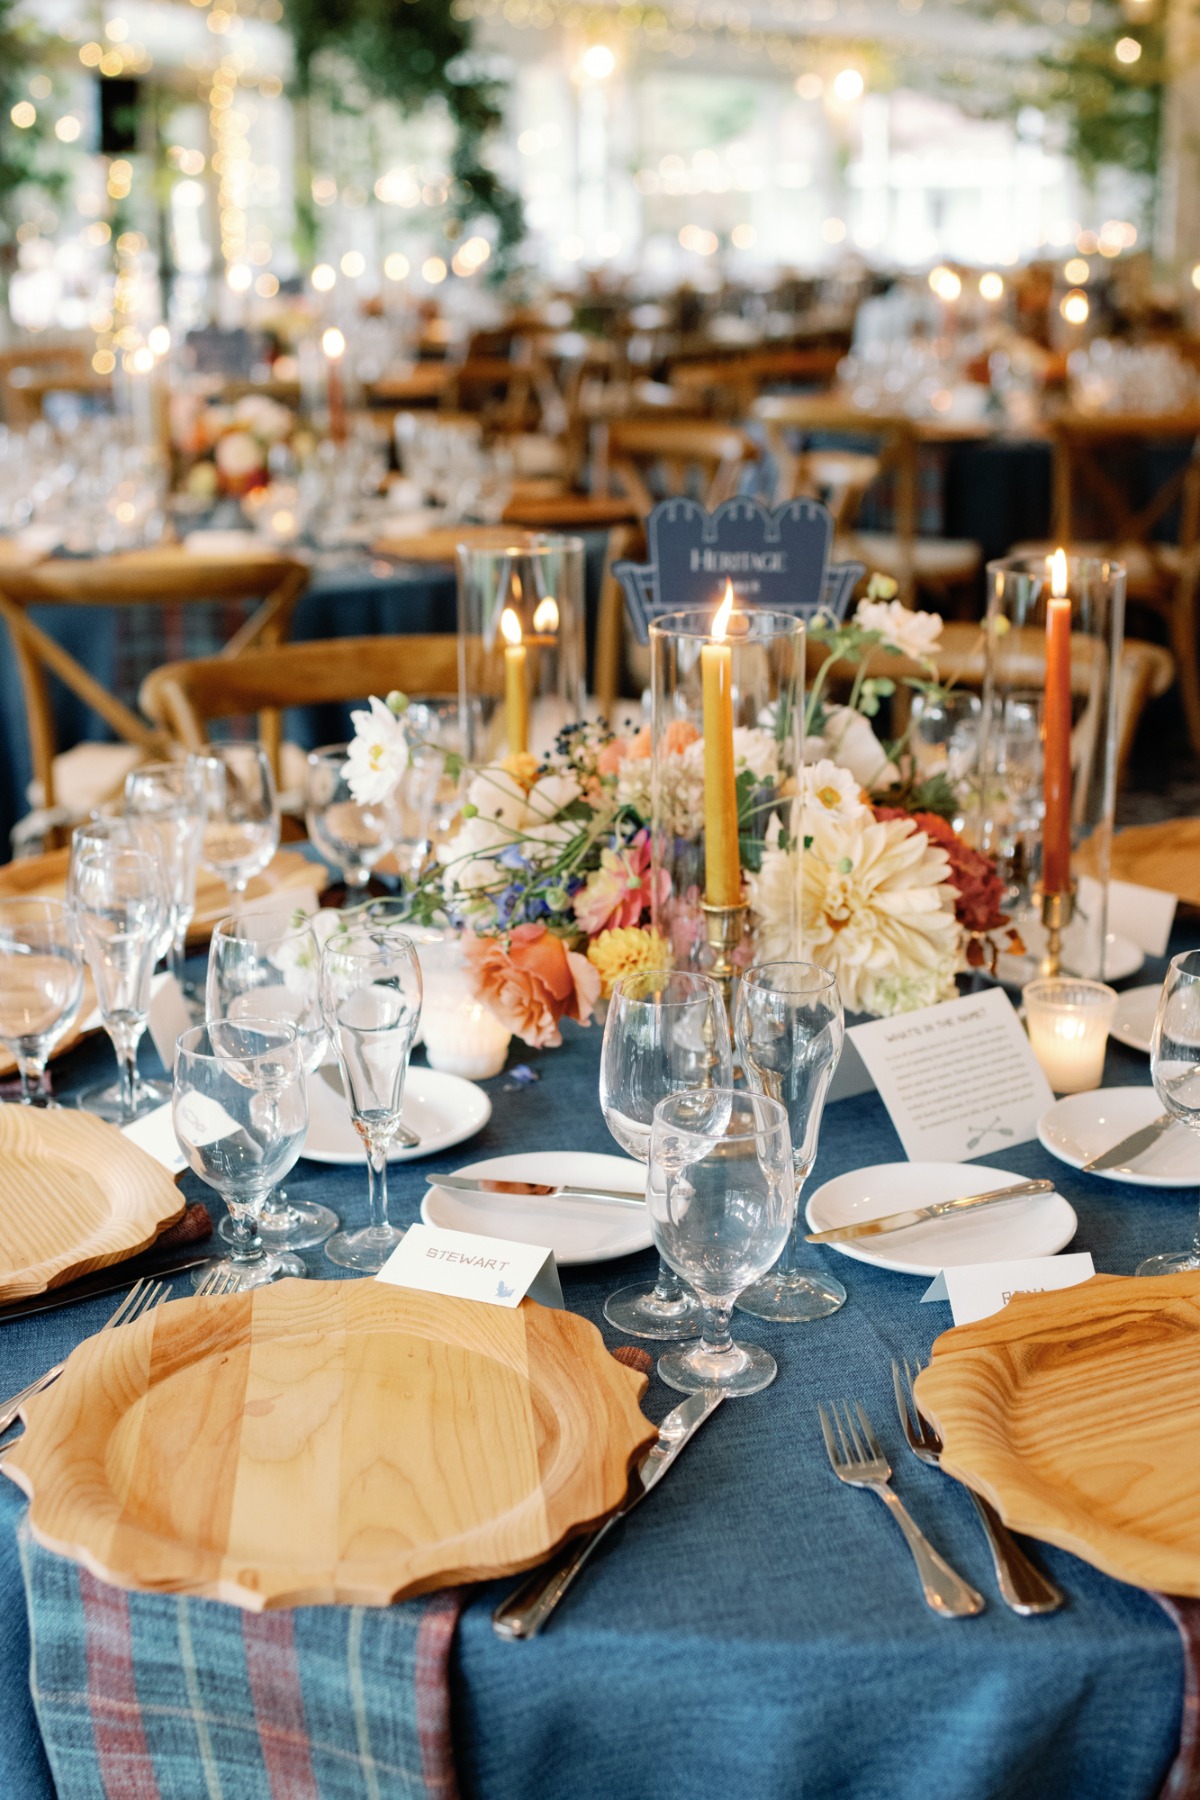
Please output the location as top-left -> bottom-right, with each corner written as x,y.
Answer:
615,497 -> 864,645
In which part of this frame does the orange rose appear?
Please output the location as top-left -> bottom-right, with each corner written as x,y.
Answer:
463,924 -> 600,1049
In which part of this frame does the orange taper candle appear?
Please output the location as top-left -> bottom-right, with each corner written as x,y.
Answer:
701,581 -> 742,907
1042,549 -> 1073,895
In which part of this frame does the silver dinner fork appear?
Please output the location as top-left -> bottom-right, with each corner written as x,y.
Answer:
194,1265 -> 242,1297
892,1359 -> 1064,1616
818,1398 -> 985,1618
0,1276 -> 169,1439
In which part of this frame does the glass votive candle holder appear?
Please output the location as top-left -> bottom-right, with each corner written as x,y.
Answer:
1022,978 -> 1118,1093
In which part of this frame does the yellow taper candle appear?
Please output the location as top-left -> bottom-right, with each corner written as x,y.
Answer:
701,581 -> 742,906
500,605 -> 529,756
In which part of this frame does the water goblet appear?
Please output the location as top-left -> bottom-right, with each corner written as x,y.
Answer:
199,744 -> 279,916
173,1019 -> 309,1289
305,745 -> 395,892
72,845 -> 171,1123
207,910 -> 339,1249
734,961 -> 846,1323
600,969 -> 733,1341
648,1088 -> 795,1396
1137,951 -> 1200,1276
0,899 -> 84,1104
319,924 -> 422,1271
125,758 -> 208,993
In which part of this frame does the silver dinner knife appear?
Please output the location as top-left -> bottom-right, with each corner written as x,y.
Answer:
805,1177 -> 1055,1245
1082,1112 -> 1174,1174
427,1174 -> 645,1210
493,1387 -> 725,1639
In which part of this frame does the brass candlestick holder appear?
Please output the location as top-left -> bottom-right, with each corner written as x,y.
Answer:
1034,882 -> 1075,979
698,892 -> 749,1086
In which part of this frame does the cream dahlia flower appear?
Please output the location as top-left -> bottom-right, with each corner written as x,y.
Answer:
854,597 -> 943,663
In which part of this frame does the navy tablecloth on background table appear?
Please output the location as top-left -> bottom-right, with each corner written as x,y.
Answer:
0,927 -> 1195,1800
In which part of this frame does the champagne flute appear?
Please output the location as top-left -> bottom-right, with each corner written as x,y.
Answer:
600,969 -> 732,1340
734,961 -> 846,1322
319,923 -> 422,1271
125,759 -> 207,994
1137,950 -> 1200,1276
72,845 -> 170,1123
199,744 -> 279,916
206,910 -> 338,1249
173,1019 -> 308,1290
0,899 -> 84,1105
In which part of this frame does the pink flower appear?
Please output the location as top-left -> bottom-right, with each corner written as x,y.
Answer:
572,830 -> 667,935
463,924 -> 599,1049
596,738 -> 630,777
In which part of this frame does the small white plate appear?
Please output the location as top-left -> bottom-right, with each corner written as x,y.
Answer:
1037,1088 -> 1194,1188
302,1064 -> 491,1165
998,924 -> 1144,987
422,1151 -> 651,1266
1110,984 -> 1161,1056
803,1161 -> 1077,1277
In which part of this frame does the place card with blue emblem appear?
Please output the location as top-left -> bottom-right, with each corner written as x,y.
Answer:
376,1222 -> 564,1310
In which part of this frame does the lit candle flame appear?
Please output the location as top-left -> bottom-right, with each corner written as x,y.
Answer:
712,579 -> 735,642
532,595 -> 559,633
321,326 -> 346,360
1050,548 -> 1069,598
500,606 -> 523,647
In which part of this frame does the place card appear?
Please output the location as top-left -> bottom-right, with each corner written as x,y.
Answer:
147,973 -> 193,1071
120,1103 -> 187,1174
921,1252 -> 1096,1327
1077,873 -> 1177,959
847,987 -> 1054,1162
376,1223 -> 563,1311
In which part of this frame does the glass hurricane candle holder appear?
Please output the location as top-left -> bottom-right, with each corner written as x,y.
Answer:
456,531 -> 585,762
1023,977 -> 1117,1093
648,607 -> 803,982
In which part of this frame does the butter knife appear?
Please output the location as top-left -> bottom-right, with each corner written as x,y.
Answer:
428,1174 -> 645,1210
1082,1112 -> 1174,1174
492,1387 -> 725,1639
805,1177 -> 1055,1245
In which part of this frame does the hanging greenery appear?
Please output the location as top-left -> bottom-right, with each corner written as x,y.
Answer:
282,0 -> 523,273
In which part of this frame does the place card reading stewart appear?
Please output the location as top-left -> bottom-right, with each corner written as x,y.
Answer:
847,988 -> 1054,1162
376,1223 -> 563,1310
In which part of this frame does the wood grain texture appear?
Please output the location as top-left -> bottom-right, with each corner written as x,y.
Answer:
0,847 -> 325,946
3,1279 -> 656,1609
0,1107 -> 185,1303
916,1271 -> 1200,1595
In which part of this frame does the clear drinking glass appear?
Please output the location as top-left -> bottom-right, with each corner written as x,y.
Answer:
1137,951 -> 1200,1277
72,845 -> 170,1123
173,1020 -> 309,1289
124,759 -> 207,994
199,744 -> 279,915
648,1088 -> 795,1396
305,745 -> 395,891
319,924 -> 422,1272
207,911 -> 339,1249
600,969 -> 733,1341
734,962 -> 846,1323
0,899 -> 84,1104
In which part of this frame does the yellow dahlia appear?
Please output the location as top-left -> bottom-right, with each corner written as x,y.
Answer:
586,925 -> 672,998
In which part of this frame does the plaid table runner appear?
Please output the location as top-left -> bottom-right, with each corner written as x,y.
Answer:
19,1524 -> 462,1800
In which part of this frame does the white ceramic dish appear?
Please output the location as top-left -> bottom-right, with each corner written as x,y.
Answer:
803,1160 -> 1077,1277
997,924 -> 1143,987
422,1150 -> 651,1266
1037,1087 -> 1194,1188
302,1064 -> 491,1165
1109,984 -> 1161,1056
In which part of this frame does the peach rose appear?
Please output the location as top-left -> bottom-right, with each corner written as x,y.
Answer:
464,923 -> 600,1049
596,738 -> 629,777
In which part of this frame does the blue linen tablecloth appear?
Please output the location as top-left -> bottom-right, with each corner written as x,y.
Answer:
0,941 -> 1193,1800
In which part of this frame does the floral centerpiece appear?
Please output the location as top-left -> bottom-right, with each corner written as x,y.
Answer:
342,579 -> 1012,1049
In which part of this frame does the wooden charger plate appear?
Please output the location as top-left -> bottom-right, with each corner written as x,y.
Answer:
916,1271 -> 1200,1595
4,1279 -> 656,1609
0,1107 -> 185,1304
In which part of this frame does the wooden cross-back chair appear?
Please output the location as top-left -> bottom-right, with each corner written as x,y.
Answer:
0,547 -> 308,835
139,634 -> 505,785
0,341 -> 108,429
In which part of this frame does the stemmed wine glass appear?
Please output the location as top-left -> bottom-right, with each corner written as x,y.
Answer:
319,923 -> 422,1271
648,1088 -> 795,1396
199,744 -> 279,916
305,745 -> 395,892
599,969 -> 732,1340
72,844 -> 170,1123
125,759 -> 207,995
206,911 -> 339,1250
734,961 -> 847,1322
1137,950 -> 1200,1276
173,1019 -> 309,1289
0,899 -> 84,1104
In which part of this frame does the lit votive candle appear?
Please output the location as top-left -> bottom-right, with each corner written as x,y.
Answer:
422,999 -> 511,1080
1023,978 -> 1118,1094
